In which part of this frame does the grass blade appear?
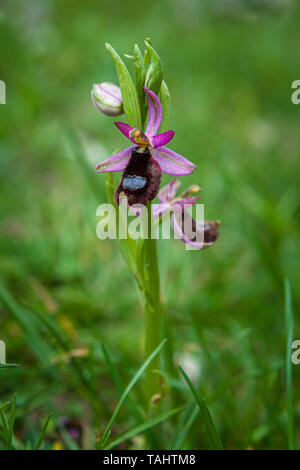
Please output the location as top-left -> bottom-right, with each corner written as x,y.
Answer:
171,402 -> 199,449
101,342 -> 144,423
284,279 -> 294,450
34,413 -> 53,450
100,338 -> 167,445
8,393 -> 17,449
178,366 -> 223,450
101,342 -> 159,449
105,405 -> 184,450
0,407 -> 9,447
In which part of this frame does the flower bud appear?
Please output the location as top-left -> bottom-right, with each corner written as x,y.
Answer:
91,82 -> 123,116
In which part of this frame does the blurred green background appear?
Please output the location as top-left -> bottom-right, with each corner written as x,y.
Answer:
0,0 -> 299,450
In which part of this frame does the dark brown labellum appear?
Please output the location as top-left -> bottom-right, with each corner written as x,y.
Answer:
203,221 -> 220,243
115,146 -> 161,206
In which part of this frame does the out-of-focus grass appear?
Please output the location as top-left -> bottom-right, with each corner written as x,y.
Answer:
0,0 -> 299,449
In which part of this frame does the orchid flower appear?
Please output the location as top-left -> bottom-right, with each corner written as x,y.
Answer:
95,87 -> 197,206
154,178 -> 220,249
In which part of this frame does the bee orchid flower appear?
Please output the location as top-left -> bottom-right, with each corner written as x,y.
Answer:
154,178 -> 220,249
95,87 -> 197,206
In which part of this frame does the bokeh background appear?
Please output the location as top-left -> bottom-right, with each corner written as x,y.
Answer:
0,0 -> 299,450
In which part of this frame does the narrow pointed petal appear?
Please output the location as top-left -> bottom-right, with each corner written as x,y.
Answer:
144,87 -> 163,137
152,147 -> 197,175
152,130 -> 175,148
158,178 -> 181,202
172,196 -> 201,212
152,202 -> 171,217
95,145 -> 135,173
114,122 -> 135,142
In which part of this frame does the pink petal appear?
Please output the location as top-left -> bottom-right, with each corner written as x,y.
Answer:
114,122 -> 135,142
172,196 -> 201,212
95,145 -> 135,173
152,147 -> 197,175
144,87 -> 163,137
152,203 -> 171,217
158,178 -> 181,202
152,130 -> 175,148
172,211 -> 205,249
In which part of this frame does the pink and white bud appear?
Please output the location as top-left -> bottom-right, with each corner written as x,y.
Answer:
91,82 -> 123,116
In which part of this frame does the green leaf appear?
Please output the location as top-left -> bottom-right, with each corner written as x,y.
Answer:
100,338 -> 167,446
284,279 -> 294,450
143,37 -> 152,65
0,395 -> 17,449
144,41 -> 163,96
159,80 -> 171,132
132,44 -> 147,128
105,405 -> 184,450
178,366 -> 223,450
124,54 -> 135,61
105,42 -> 141,129
34,413 -> 53,450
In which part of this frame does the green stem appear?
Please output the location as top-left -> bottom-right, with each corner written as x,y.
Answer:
143,202 -> 162,404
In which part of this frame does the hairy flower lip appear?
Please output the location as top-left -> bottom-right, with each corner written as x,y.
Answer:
115,147 -> 161,206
